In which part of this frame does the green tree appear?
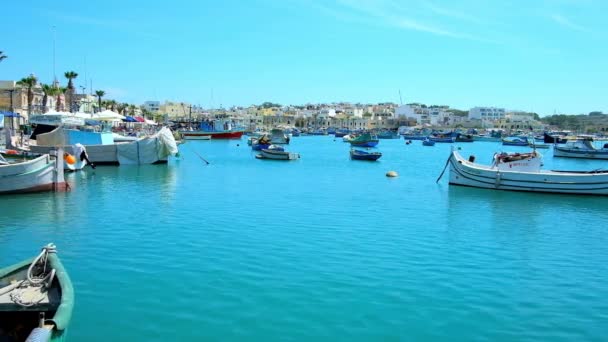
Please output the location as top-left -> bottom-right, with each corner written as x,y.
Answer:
41,84 -> 54,113
16,75 -> 38,114
55,87 -> 67,111
95,90 -> 105,112
64,71 -> 78,112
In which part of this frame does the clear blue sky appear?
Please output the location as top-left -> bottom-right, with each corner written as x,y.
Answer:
2,0 -> 607,115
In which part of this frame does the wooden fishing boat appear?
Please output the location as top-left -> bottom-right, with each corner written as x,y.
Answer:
544,132 -> 568,144
350,149 -> 382,161
256,148 -> 299,160
428,135 -> 456,143
501,137 -> 529,146
553,138 -> 608,160
0,244 -> 74,341
455,134 -> 474,142
377,131 -> 400,139
446,150 -> 608,195
181,119 -> 244,139
269,129 -> 290,144
1,148 -> 89,172
402,134 -> 427,140
349,133 -> 379,147
0,150 -> 67,194
422,139 -> 435,146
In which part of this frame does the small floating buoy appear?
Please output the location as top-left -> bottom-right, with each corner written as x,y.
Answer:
386,171 -> 398,177
237,144 -> 240,147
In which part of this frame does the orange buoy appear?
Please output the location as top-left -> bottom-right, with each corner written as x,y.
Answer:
6,149 -> 18,155
64,154 -> 76,165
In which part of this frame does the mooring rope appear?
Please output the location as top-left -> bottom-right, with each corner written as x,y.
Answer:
9,244 -> 57,307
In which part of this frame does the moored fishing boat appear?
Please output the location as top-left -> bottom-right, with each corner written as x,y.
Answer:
402,134 -> 427,140
256,148 -> 299,160
0,150 -> 67,194
377,131 -> 400,139
553,138 -> 608,159
544,132 -> 568,144
455,134 -> 474,142
349,133 -> 379,147
350,149 -> 382,161
422,139 -> 435,146
181,119 -> 244,139
0,243 -> 73,341
445,149 -> 608,195
428,135 -> 455,143
269,128 -> 290,144
501,137 -> 529,146
30,127 -> 178,165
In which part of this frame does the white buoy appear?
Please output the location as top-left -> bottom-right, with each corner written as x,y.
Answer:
386,171 -> 398,177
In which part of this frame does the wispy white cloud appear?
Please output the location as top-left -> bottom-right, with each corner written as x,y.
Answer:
307,0 -> 496,43
550,14 -> 591,33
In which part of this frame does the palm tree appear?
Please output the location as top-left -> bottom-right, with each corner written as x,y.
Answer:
128,104 -> 136,116
0,51 -> 7,63
16,75 -> 38,115
55,87 -> 67,111
64,71 -> 78,112
95,90 -> 105,112
108,100 -> 117,111
41,84 -> 54,113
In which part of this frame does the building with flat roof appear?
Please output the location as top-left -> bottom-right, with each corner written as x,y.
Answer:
468,107 -> 506,120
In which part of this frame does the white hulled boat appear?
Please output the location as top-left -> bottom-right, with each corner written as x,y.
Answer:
447,150 -> 608,195
553,138 -> 608,160
0,150 -> 67,194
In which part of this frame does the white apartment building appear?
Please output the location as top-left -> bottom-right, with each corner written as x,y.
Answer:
395,104 -> 450,126
468,107 -> 506,120
143,101 -> 160,113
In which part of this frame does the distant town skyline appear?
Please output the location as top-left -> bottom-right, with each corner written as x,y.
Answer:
2,0 -> 607,116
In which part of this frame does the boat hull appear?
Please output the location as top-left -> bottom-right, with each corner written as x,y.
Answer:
350,150 -> 382,161
428,137 -> 455,143
182,135 -> 211,140
0,250 -> 73,341
0,154 -> 66,194
403,135 -> 427,140
448,151 -> 608,195
182,131 -> 244,139
350,141 -> 379,147
258,149 -> 299,160
554,147 -> 608,159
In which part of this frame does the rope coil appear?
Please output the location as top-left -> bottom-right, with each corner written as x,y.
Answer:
9,243 -> 57,307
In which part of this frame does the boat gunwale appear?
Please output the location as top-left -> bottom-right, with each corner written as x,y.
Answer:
451,151 -> 608,187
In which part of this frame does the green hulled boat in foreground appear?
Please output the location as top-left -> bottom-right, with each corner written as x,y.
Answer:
0,244 -> 73,341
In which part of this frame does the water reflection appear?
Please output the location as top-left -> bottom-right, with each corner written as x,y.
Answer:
447,185 -> 608,225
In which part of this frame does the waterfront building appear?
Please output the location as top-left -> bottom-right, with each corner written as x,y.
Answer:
468,107 -> 506,120
160,101 -> 191,118
496,112 -> 544,130
143,101 -> 161,114
0,80 -> 45,123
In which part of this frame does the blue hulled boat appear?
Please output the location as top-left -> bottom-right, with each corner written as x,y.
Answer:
350,149 -> 382,161
422,139 -> 435,146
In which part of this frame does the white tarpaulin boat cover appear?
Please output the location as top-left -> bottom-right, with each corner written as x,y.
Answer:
116,127 -> 178,165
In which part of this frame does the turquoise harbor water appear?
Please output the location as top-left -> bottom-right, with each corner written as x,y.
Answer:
1,136 -> 607,341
